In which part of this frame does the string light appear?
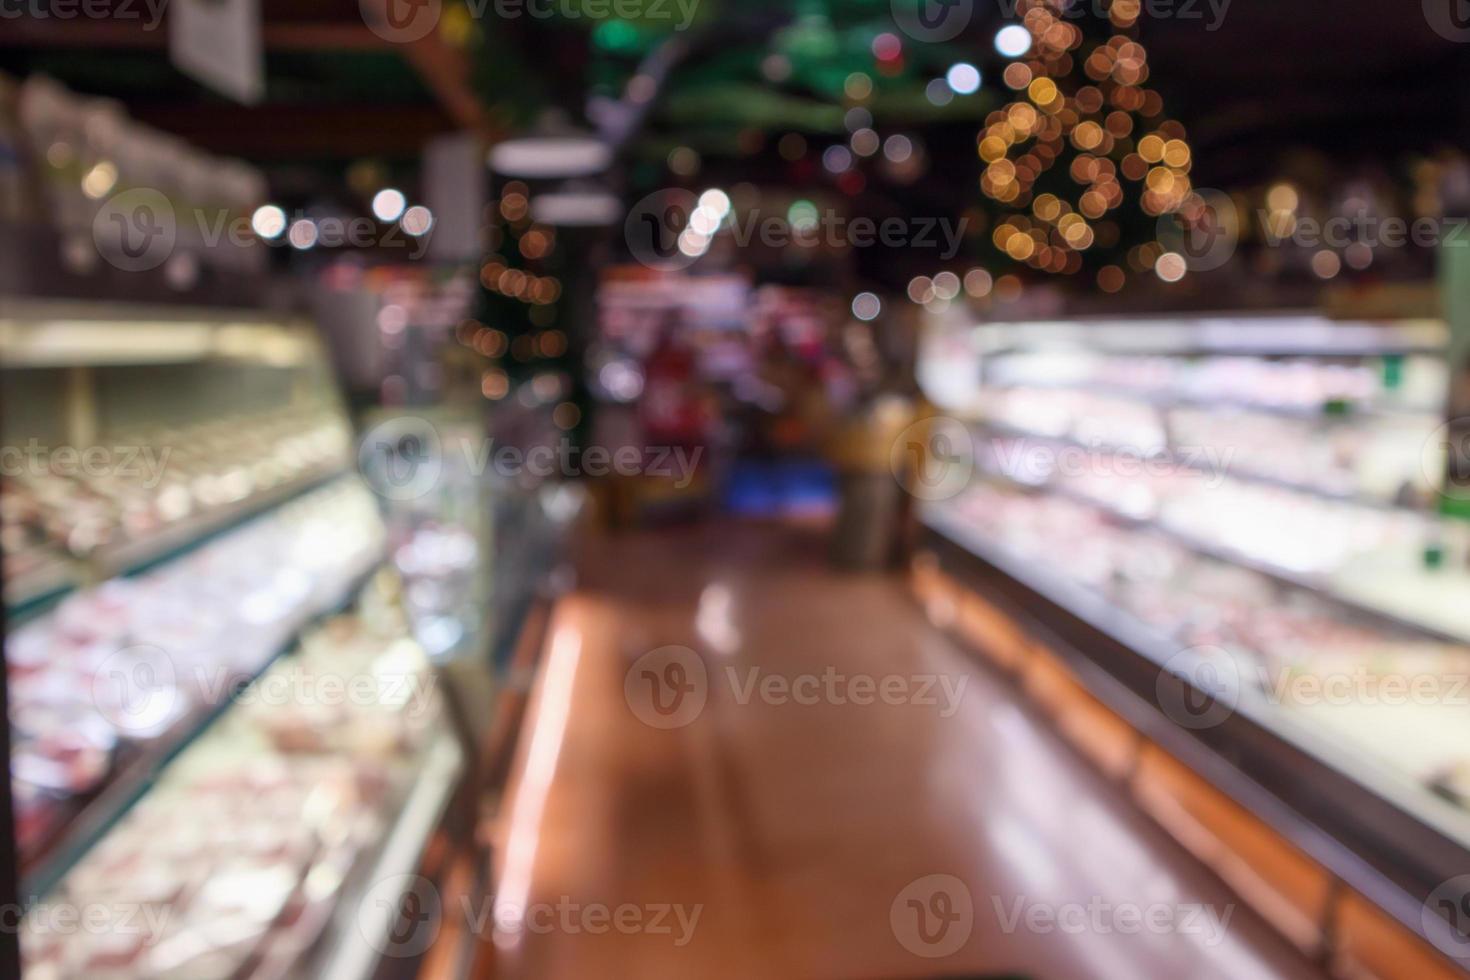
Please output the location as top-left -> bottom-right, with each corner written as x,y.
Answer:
871,33 -> 902,60
851,292 -> 882,321
288,219 -> 319,250
251,205 -> 287,240
371,188 -> 406,222
81,161 -> 118,200
995,24 -> 1033,58
963,268 -> 994,297
401,205 -> 434,236
978,0 -> 1199,279
1155,251 -> 1187,282
932,271 -> 961,299
822,145 -> 854,174
946,63 -> 982,96
698,189 -> 731,218
925,79 -> 955,106
883,135 -> 914,163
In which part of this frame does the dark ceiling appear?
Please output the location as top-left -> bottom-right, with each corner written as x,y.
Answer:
1140,3 -> 1470,185
0,0 -> 471,160
5,0 -> 1464,285
5,2 -> 1469,205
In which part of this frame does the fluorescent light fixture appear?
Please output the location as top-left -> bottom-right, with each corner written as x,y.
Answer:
530,188 -> 622,226
489,136 -> 612,178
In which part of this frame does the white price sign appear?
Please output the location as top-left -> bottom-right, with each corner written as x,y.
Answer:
169,0 -> 265,105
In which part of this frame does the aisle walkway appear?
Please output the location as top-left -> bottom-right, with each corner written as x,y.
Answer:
481,520 -> 1324,980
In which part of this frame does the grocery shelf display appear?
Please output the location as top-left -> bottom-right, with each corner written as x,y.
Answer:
914,311 -> 1470,970
0,301 -> 354,611
12,476 -> 384,876
0,299 -> 506,979
22,570 -> 458,980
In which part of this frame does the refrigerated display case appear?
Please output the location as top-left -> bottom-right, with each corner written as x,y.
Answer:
913,311 -> 1470,979
0,298 -> 479,979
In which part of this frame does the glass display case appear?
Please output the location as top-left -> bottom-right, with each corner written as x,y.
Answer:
368,407 -> 584,748
0,298 -> 467,979
915,311 -> 1470,971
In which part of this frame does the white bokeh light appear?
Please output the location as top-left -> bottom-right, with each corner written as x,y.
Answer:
945,63 -> 981,95
401,205 -> 434,237
697,189 -> 731,218
250,204 -> 287,240
287,219 -> 319,250
995,25 -> 1032,58
371,188 -> 407,222
851,292 -> 882,322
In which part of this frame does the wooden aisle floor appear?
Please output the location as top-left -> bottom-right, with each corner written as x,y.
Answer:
476,520 -> 1325,980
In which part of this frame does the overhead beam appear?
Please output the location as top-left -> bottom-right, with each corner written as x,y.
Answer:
128,103 -> 458,159
402,33 -> 488,135
0,19 -> 386,50
4,15 -> 493,140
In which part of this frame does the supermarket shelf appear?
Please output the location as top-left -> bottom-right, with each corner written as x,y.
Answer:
972,457 -> 1470,646
0,298 -> 318,368
971,314 -> 1448,358
974,419 -> 1419,514
978,378 -> 1441,423
922,504 -> 1470,841
2,557 -> 77,614
90,462 -> 351,580
314,728 -> 465,980
19,555 -> 383,900
918,509 -> 1470,957
1127,513 -> 1470,646
5,463 -> 350,621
